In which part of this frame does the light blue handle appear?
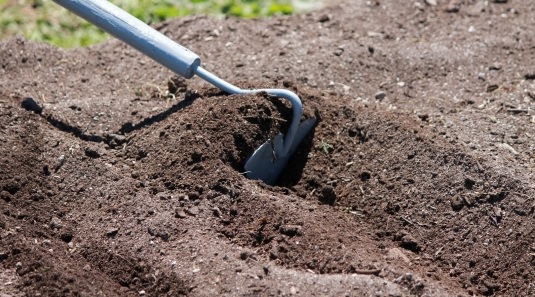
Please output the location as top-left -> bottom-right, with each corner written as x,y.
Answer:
53,0 -> 201,78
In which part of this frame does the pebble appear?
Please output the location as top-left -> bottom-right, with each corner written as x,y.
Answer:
240,251 -> 251,260
279,225 -> 303,237
375,90 -> 387,101
84,148 -> 100,158
445,0 -> 461,12
212,207 -> 222,218
175,209 -> 187,219
489,63 -> 502,71
525,72 -> 535,80
54,155 -> 65,172
478,72 -> 486,81
498,143 -> 519,155
186,206 -> 200,216
425,0 -> 437,6
486,84 -> 499,92
50,217 -> 63,230
317,14 -> 330,23
106,228 -> 119,238
386,248 -> 410,263
107,134 -> 126,148
400,234 -> 422,252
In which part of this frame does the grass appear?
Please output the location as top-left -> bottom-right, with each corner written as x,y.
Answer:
0,0 -> 322,48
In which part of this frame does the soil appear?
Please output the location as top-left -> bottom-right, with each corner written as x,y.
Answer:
2,0 -> 535,296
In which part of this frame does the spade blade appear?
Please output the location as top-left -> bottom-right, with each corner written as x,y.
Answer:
245,118 -> 316,185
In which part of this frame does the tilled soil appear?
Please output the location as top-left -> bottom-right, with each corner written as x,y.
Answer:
2,0 -> 535,296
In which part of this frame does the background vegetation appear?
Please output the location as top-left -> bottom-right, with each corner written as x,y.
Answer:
0,0 -> 321,48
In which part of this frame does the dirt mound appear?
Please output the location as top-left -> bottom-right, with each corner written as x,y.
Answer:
2,0 -> 535,296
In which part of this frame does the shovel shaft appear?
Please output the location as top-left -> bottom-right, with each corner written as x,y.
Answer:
53,0 -> 201,78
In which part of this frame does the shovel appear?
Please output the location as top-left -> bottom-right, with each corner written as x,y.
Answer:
52,0 -> 316,185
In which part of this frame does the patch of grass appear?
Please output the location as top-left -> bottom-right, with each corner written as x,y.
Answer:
0,0 -> 321,48
317,140 -> 333,154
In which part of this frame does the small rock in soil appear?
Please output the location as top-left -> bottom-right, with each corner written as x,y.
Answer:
425,0 -> 437,6
386,248 -> 410,263
445,0 -> 462,12
400,234 -> 422,252
375,90 -> 387,101
334,47 -> 344,56
489,63 -> 502,71
240,251 -> 251,260
486,84 -> 499,92
279,225 -> 303,237
54,155 -> 65,172
148,227 -> 170,241
156,192 -> 170,200
21,97 -> 42,114
318,14 -> 330,23
186,206 -> 200,216
212,207 -> 222,218
50,217 -> 63,230
107,133 -> 126,148
84,148 -> 101,158
106,228 -> 119,238
524,72 -> 535,80
175,209 -> 187,219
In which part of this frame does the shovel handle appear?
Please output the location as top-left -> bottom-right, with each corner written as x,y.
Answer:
53,0 -> 201,78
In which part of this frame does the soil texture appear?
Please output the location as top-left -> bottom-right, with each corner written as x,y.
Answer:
2,0 -> 535,296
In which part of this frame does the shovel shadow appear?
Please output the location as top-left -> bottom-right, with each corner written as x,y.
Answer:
118,91 -> 200,134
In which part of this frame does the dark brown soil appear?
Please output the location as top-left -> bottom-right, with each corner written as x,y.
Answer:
2,0 -> 535,296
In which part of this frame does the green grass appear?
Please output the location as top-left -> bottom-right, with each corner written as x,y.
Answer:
0,0 -> 321,48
